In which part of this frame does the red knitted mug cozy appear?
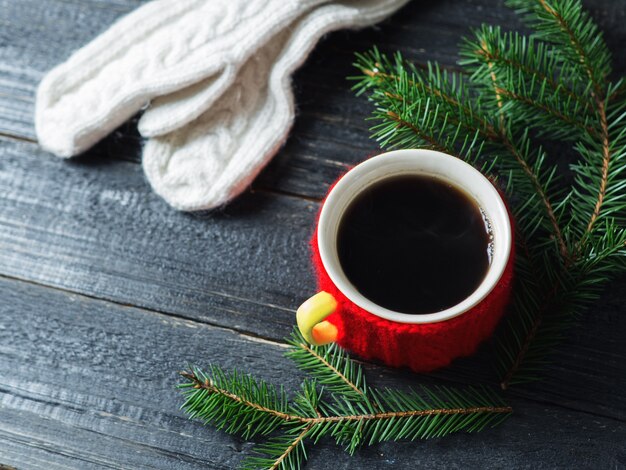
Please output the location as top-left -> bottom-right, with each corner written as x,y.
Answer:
310,178 -> 515,373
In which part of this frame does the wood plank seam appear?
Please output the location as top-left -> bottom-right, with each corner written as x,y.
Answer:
0,131 -> 36,145
251,187 -> 323,203
0,271 -> 289,348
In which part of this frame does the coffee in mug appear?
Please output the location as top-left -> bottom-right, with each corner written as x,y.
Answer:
337,174 -> 491,315
296,149 -> 514,373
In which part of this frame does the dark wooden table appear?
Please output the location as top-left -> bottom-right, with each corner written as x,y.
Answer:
1,1 -> 625,468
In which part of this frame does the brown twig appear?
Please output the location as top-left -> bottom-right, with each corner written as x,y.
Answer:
181,372 -> 513,424
481,43 -> 571,262
475,41 -> 592,112
503,138 -> 571,262
500,316 -> 543,391
270,424 -> 313,470
363,67 -> 498,136
296,341 -> 365,398
585,99 -> 610,234
482,39 -> 506,130
536,0 -> 611,238
493,86 -> 597,136
386,111 -> 453,154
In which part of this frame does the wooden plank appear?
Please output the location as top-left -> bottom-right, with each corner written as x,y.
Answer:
0,0 -> 625,439
0,137 -> 316,340
1,137 -> 626,423
0,0 -> 147,140
0,275 -> 625,470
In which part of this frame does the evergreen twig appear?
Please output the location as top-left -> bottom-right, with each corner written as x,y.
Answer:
179,329 -> 512,469
352,0 -> 626,389
285,330 -> 368,401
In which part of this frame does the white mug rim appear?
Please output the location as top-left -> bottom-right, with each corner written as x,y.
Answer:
317,149 -> 512,324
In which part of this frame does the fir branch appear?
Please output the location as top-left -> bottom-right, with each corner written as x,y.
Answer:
497,271 -> 561,389
242,424 -> 313,470
354,49 -> 571,262
179,329 -> 512,468
496,86 -> 594,135
507,0 -> 611,93
354,48 -> 575,384
474,31 -> 587,107
466,30 -> 571,261
505,0 -> 617,244
353,0 -> 626,388
179,367 -> 296,434
285,329 -> 368,401
482,0 -> 624,388
386,110 -> 455,154
356,52 -> 500,140
181,367 -> 511,430
462,25 -> 596,139
352,49 -> 495,165
495,227 -> 551,389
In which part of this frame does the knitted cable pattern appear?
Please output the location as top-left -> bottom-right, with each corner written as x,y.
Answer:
35,0 -> 409,210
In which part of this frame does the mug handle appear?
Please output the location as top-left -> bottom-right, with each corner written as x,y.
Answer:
296,291 -> 338,345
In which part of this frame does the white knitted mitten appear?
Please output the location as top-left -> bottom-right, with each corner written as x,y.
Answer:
36,0 -> 408,210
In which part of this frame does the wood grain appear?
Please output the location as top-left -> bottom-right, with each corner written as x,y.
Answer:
1,0 -> 626,467
1,276 -> 625,470
0,138 -> 316,339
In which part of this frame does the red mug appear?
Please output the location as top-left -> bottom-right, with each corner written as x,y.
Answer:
297,149 -> 514,373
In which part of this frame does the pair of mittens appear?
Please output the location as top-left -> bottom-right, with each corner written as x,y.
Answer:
36,0 -> 409,211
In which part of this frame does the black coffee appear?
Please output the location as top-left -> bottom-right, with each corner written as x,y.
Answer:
337,175 -> 491,315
